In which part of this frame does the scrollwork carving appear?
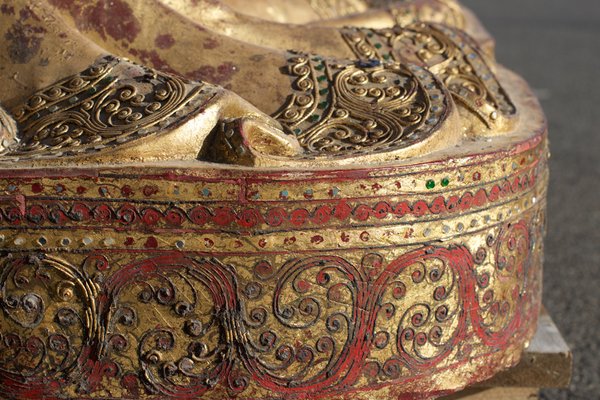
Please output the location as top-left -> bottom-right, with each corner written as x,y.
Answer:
275,53 -> 449,155
103,255 -> 241,397
471,220 -> 531,346
240,256 -> 369,392
3,56 -> 207,161
341,23 -> 516,129
0,254 -> 99,385
369,246 -> 471,377
0,227 -> 540,397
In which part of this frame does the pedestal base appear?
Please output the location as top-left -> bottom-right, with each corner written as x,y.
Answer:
443,307 -> 572,400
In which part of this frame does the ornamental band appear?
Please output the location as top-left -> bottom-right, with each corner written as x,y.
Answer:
0,1 -> 548,399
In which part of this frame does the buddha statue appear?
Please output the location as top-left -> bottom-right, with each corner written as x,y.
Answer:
0,1 -> 548,399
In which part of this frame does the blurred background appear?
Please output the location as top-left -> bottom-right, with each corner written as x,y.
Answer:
459,1 -> 600,399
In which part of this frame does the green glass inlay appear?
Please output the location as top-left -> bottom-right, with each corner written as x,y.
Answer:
317,101 -> 328,109
319,88 -> 329,95
426,180 -> 436,189
317,75 -> 327,82
441,177 -> 450,187
374,43 -> 383,49
310,114 -> 320,122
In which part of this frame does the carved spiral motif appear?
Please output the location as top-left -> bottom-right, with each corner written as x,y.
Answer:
0,219 -> 539,398
103,255 -> 241,397
3,56 -> 205,161
241,256 -> 368,392
368,247 -> 471,379
275,53 -> 449,155
341,23 -> 516,128
0,254 -> 98,384
13,61 -> 114,121
471,221 -> 531,346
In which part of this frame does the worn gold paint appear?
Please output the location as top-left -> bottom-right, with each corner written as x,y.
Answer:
0,1 -> 547,399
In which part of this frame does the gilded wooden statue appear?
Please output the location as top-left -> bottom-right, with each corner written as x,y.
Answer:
0,1 -> 548,399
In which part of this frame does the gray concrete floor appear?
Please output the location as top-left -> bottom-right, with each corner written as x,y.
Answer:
459,1 -> 600,399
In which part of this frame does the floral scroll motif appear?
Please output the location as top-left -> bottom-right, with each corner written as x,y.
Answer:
372,247 -> 471,374
240,256 -> 368,392
3,56 -> 206,161
0,226 -> 536,398
471,220 -> 531,346
341,23 -> 516,128
275,53 -> 449,155
0,254 -> 100,389
103,255 -> 242,397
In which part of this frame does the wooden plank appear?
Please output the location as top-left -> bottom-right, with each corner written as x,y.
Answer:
441,387 -> 539,400
443,307 -> 571,399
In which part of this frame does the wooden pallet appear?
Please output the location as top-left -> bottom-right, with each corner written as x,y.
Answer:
442,308 -> 572,400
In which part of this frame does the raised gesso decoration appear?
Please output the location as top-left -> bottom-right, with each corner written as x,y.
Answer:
0,1 -> 547,399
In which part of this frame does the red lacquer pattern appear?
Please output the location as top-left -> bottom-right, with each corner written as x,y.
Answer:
0,170 -> 537,230
0,223 -> 539,399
